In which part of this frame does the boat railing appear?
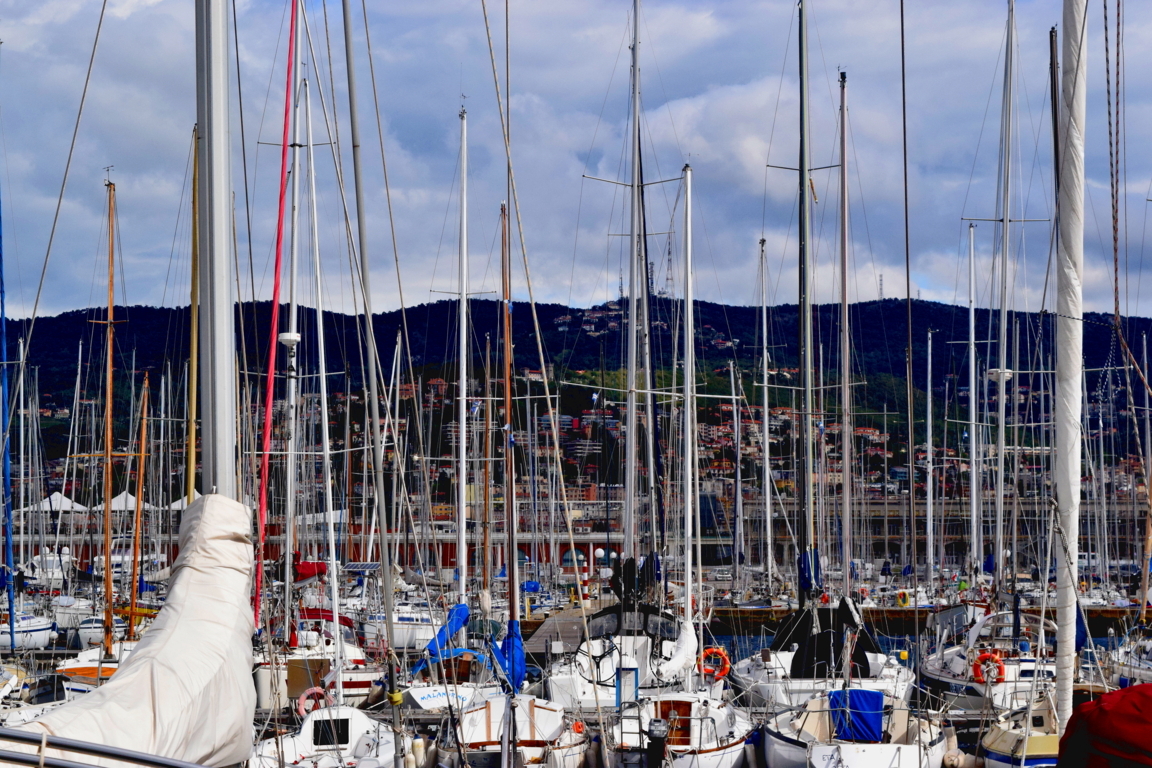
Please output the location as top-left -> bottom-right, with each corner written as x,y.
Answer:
0,727 -> 210,768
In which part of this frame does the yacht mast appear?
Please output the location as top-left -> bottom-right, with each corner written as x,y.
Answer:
101,180 -> 117,658
682,163 -> 696,668
968,224 -> 981,581
796,0 -> 817,603
0,146 -> 14,650
993,0 -> 1016,588
195,0 -> 237,498
128,375 -> 149,642
502,202 -> 518,626
304,78 -> 345,702
759,239 -> 772,585
1055,0 -> 1086,731
732,366 -> 743,588
281,0 -> 304,614
457,108 -> 470,613
339,0 -> 402,751
187,129 -> 199,507
623,0 -> 641,561
838,70 -> 851,597
926,330 -> 934,590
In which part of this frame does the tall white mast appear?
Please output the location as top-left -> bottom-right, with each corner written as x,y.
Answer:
926,329 -> 934,588
623,0 -> 641,561
457,108 -> 469,611
731,365 -> 743,587
968,224 -> 981,581
194,0 -> 236,497
682,163 -> 696,663
992,0 -> 1016,587
338,0 -> 402,752
838,70 -> 852,597
1055,0 -> 1086,732
304,79 -> 344,702
759,239 -> 772,585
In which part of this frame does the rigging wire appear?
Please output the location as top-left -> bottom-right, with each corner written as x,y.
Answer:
13,0 -> 110,411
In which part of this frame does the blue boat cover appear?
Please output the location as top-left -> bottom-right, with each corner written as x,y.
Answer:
410,603 -> 470,674
412,647 -> 492,676
494,619 -> 525,690
829,689 -> 884,743
799,549 -> 821,591
522,580 -> 542,593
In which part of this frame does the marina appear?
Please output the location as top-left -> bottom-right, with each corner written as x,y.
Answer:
0,0 -> 1151,766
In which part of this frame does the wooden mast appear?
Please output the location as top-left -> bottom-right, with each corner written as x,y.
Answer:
128,373 -> 149,641
102,180 -> 117,658
502,202 -> 518,624
187,128 -> 199,508
483,335 -> 492,596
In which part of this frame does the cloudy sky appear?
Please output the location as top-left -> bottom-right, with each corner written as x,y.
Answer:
0,0 -> 1148,321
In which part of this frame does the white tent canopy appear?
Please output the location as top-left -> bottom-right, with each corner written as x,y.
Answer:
169,490 -> 202,511
16,491 -> 86,513
90,491 -> 156,512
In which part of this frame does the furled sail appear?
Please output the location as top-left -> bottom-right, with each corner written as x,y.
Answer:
13,494 -> 255,767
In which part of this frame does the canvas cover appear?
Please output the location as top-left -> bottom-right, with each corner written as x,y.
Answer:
14,494 -> 256,767
1059,684 -> 1152,767
775,598 -> 881,679
829,689 -> 884,744
411,603 -> 470,674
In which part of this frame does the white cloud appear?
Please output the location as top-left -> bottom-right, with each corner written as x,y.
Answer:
0,0 -> 1147,324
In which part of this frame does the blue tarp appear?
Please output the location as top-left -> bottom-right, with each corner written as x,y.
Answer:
410,603 -> 470,674
1075,608 -> 1088,652
494,619 -> 525,690
522,580 -> 542,593
412,647 -> 492,676
799,549 -> 821,591
829,689 -> 884,743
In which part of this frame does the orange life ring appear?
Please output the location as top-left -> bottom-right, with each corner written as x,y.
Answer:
296,686 -> 334,717
859,587 -> 870,598
698,647 -> 731,679
972,651 -> 1005,685
572,721 -> 585,734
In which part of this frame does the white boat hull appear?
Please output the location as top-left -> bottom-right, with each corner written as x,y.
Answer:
0,616 -> 56,651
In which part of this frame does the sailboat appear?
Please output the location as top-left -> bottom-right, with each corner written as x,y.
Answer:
602,163 -> 754,768
730,1 -> 912,715
0,0 -> 255,762
547,0 -> 688,713
917,0 -> 1098,734
247,14 -> 384,709
399,108 -> 504,714
448,200 -> 589,768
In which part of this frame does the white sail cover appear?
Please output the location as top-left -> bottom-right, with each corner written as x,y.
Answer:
1055,0 -> 1087,731
14,494 -> 255,766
